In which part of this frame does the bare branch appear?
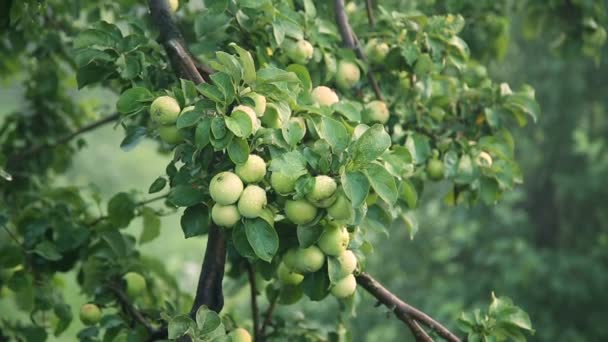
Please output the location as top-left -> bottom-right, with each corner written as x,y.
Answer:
356,273 -> 461,342
246,262 -> 260,340
334,0 -> 383,100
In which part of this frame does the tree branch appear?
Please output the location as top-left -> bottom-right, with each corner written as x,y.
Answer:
334,0 -> 383,101
108,284 -> 156,333
259,290 -> 279,341
365,0 -> 376,27
356,273 -> 461,342
246,262 -> 260,340
148,0 -> 226,318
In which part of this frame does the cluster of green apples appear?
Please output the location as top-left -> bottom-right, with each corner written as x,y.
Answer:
149,96 -> 191,145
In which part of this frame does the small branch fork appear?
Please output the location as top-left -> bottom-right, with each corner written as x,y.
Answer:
333,0 -> 383,101
356,273 -> 461,342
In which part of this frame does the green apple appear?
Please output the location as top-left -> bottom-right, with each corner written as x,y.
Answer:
150,96 -> 181,125
363,100 -> 389,124
365,38 -> 390,64
306,175 -> 337,203
232,105 -> 260,133
284,199 -> 317,225
426,159 -> 444,181
123,272 -> 146,298
277,262 -> 304,285
318,225 -> 349,256
289,116 -> 307,134
270,172 -> 297,194
211,203 -> 241,227
169,0 -> 179,12
327,191 -> 354,221
79,303 -> 102,326
283,248 -> 298,269
330,274 -> 357,298
237,185 -> 267,218
336,60 -> 360,89
210,171 -> 244,205
292,246 -> 325,273
244,92 -> 267,117
229,328 -> 252,342
336,250 -> 357,277
235,154 -> 266,183
476,151 -> 493,167
284,39 -> 314,64
158,125 -> 184,144
311,86 -> 339,106
261,105 -> 283,128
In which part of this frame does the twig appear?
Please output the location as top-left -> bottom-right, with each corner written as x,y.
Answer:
399,312 -> 434,342
334,0 -> 383,101
108,284 -> 156,332
365,0 -> 376,27
86,193 -> 169,227
8,113 -> 120,166
246,262 -> 260,340
356,273 -> 461,342
259,290 -> 279,340
1,223 -> 27,252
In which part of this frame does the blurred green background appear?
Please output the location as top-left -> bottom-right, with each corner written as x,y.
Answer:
1,1 -> 607,341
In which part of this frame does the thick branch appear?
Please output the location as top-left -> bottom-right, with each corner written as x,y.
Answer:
334,0 -> 383,100
356,273 -> 461,342
246,262 -> 260,340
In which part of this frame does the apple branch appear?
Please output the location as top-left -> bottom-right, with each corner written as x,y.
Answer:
108,284 -> 156,333
246,262 -> 260,340
365,0 -> 376,27
333,0 -> 383,100
148,0 -> 227,316
356,273 -> 461,342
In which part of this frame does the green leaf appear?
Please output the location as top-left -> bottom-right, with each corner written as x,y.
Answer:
227,138 -> 249,164
148,177 -> 167,194
341,171 -> 370,208
232,223 -> 257,259
351,124 -> 391,165
225,110 -> 253,137
230,43 -> 256,84
334,101 -> 362,122
107,192 -> 136,228
140,207 -> 161,244
301,266 -> 330,301
120,126 -> 147,152
32,241 -> 62,261
399,179 -> 418,208
269,150 -> 308,178
180,204 -> 210,238
405,133 -> 432,164
195,306 -> 223,335
168,315 -> 194,339
195,118 -> 212,149
400,212 -> 418,240
245,218 -> 279,262
318,116 -> 349,151
116,87 -> 153,114
176,109 -> 201,129
74,29 -> 118,49
168,185 -> 204,207
297,225 -> 324,248
53,303 -> 73,336
197,83 -> 224,104
504,93 -> 540,124
210,72 -> 236,104
327,256 -> 344,284
286,64 -> 312,91
282,117 -> 306,147
365,163 -> 398,205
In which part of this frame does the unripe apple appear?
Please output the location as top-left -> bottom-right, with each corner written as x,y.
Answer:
283,248 -> 298,269
284,39 -> 314,64
232,105 -> 260,133
244,93 -> 267,117
270,172 -> 297,194
311,86 -> 339,107
235,154 -> 266,183
150,96 -> 181,125
327,191 -> 353,221
365,38 -> 390,64
306,175 -> 337,203
289,116 -> 307,135
261,106 -> 283,128
318,225 -> 349,256
476,151 -> 493,167
211,203 -> 241,227
210,171 -> 244,205
277,262 -> 304,285
284,199 -> 317,225
426,159 -> 444,181
123,272 -> 147,298
79,303 -> 102,326
363,101 -> 390,124
336,61 -> 360,89
292,246 -> 325,273
237,185 -> 267,218
168,0 -> 179,12
336,250 -> 357,277
330,274 -> 356,298
158,125 -> 184,144
229,328 -> 252,342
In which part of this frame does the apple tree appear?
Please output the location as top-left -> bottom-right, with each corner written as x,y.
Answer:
0,0 -> 544,341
